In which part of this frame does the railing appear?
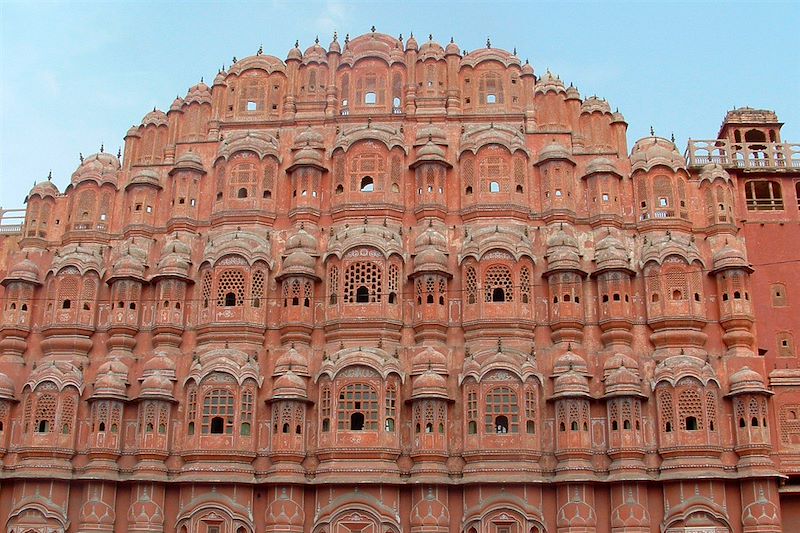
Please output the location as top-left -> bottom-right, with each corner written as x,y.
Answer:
0,208 -> 25,235
686,139 -> 800,170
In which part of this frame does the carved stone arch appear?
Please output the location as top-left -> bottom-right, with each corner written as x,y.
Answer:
459,123 -> 529,158
216,131 -> 281,162
312,492 -> 401,533
334,125 -> 408,155
316,347 -> 405,384
175,500 -> 254,533
7,497 -> 69,533
462,495 -> 546,533
662,498 -> 733,533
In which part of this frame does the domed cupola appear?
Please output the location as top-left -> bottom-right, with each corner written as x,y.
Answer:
580,95 -> 612,115
534,70 -> 566,95
594,229 -> 632,273
630,136 -> 686,173
418,35 -> 445,61
170,150 -> 205,174
412,222 -> 450,277
328,31 -> 341,54
27,179 -> 59,200
406,32 -> 419,51
445,37 -> 460,56
169,96 -> 184,113
565,83 -> 581,101
152,234 -> 192,280
185,81 -> 212,106
0,372 -> 16,402
553,347 -> 590,376
552,370 -> 590,403
142,108 -> 168,128
71,151 -> 121,188
545,223 -> 583,273
602,353 -> 645,398
213,68 -> 227,87
411,139 -> 450,169
3,256 -> 41,286
303,38 -> 328,64
274,343 -> 310,377
286,40 -> 302,62
91,359 -> 129,400
272,370 -> 308,401
277,225 -> 320,281
411,368 -> 449,400
108,240 -> 149,283
711,238 -> 751,273
138,370 -> 176,401
536,142 -> 575,166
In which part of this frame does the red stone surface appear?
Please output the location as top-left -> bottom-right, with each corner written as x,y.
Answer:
0,31 -> 797,532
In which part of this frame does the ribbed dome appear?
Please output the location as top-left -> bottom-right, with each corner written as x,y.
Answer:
283,249 -> 316,271
143,353 -> 177,376
142,109 -> 168,127
287,41 -> 302,61
411,369 -> 449,400
585,157 -> 622,177
272,370 -> 307,400
185,82 -> 212,105
553,370 -> 590,397
155,236 -> 192,279
580,96 -> 611,115
3,257 -> 41,285
274,345 -> 309,376
291,145 -> 324,169
171,150 -> 205,173
139,371 -> 174,398
411,346 -> 448,375
445,38 -> 460,56
712,242 -> 749,272
630,136 -> 686,172
170,96 -> 184,112
418,37 -> 444,61
729,366 -> 768,395
553,349 -> 588,374
594,233 -> 630,271
536,142 -> 574,165
0,372 -> 15,400
565,84 -> 581,100
295,127 -> 324,146
521,60 -> 534,76
535,70 -> 566,95
29,180 -> 59,199
71,151 -> 121,187
127,169 -> 161,189
413,246 -> 448,274
406,33 -> 418,51
213,69 -> 227,86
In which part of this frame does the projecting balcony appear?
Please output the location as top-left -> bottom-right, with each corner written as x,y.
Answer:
686,139 -> 800,170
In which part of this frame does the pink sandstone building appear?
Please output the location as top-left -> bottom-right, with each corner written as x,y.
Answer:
0,30 -> 799,532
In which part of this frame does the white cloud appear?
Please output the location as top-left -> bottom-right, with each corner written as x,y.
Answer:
313,0 -> 352,36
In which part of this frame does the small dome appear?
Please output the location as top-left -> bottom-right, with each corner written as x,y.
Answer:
411,140 -> 450,168
580,96 -> 611,114
3,257 -> 41,285
406,33 -> 418,51
553,370 -> 590,397
71,151 -> 121,187
171,150 -> 205,173
594,233 -> 629,271
154,236 -> 192,279
272,370 -> 307,400
126,125 -> 140,138
411,369 -> 448,400
142,109 -> 168,127
729,366 -> 768,395
169,96 -> 184,112
286,226 -> 318,251
553,349 -> 588,375
0,372 -> 16,401
328,34 -> 341,54
603,352 -> 638,372
287,41 -> 302,61
97,359 -> 128,376
282,249 -> 316,272
274,345 -> 309,376
139,371 -> 174,398
445,38 -> 460,56
521,60 -> 534,77
143,353 -> 177,376
585,157 -> 622,177
536,142 -> 575,165
698,163 -> 732,184
28,179 -> 59,199
93,372 -> 127,399
411,346 -> 448,375
413,246 -> 448,274
126,169 -> 161,189
295,127 -> 324,146
213,69 -> 227,86
418,36 -> 444,61
185,81 -> 212,106
291,146 -> 324,169
712,242 -> 749,272
565,84 -> 581,101
535,70 -> 566,95
630,136 -> 686,172
303,41 -> 327,63
611,110 -> 626,124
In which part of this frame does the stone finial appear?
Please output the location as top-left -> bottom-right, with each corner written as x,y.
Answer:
486,37 -> 491,48
117,147 -> 122,158
429,33 -> 433,41
371,25 -> 376,32
450,36 -> 454,43
333,31 -> 338,41
650,125 -> 655,136
100,143 -> 104,153
671,132 -> 675,143
257,44 -> 263,55
232,56 -> 237,63
315,35 -> 319,44
513,46 -> 517,55
47,170 -> 52,181
79,152 -> 84,163
295,40 -> 299,48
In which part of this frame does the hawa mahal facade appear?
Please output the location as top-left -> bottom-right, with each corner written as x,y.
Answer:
0,30 -> 799,533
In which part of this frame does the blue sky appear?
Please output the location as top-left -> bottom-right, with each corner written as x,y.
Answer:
1,1 -> 798,207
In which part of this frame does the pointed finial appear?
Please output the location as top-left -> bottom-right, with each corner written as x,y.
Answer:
315,35 -> 319,44
345,33 -> 350,43
117,147 -> 122,158
371,25 -> 376,32
567,342 -> 572,351
232,56 -> 237,63
671,132 -> 675,143
47,170 -> 52,181
650,125 -> 655,136
486,37 -> 491,48
398,33 -> 403,41
450,36 -> 454,43
100,143 -> 104,153
525,58 -> 529,64
513,46 -> 517,55
257,44 -> 263,55
295,40 -> 299,48
429,33 -> 433,41
200,76 -> 204,83
333,31 -> 338,41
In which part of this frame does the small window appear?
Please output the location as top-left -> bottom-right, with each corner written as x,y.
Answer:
495,415 -> 509,433
658,197 -> 669,207
555,189 -> 563,197
745,180 -> 783,211
489,181 -> 500,193
224,292 -> 237,307
486,94 -> 497,104
135,203 -> 142,211
771,283 -> 787,307
465,185 -> 473,195
237,188 -> 248,198
492,287 -> 505,302
392,96 -> 401,109
385,418 -> 395,432
526,420 -> 535,434
247,101 -> 257,111
468,420 -> 477,434
360,176 -> 374,192
210,417 -> 224,434
335,184 -> 344,194
216,192 -> 223,201
685,416 -> 699,431
356,286 -> 370,303
37,420 -> 49,433
515,184 -> 523,194
602,193 -> 610,202
146,205 -> 153,213
364,92 -> 377,104
322,418 -> 330,432
62,299 -> 71,309
350,412 -> 365,430
391,182 -> 400,193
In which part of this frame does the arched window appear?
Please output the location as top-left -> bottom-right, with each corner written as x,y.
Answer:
484,386 -> 518,433
202,389 -> 234,435
360,176 -> 374,192
216,269 -> 245,307
337,383 -> 378,431
344,261 -> 382,303
466,266 -> 477,304
484,265 -> 513,303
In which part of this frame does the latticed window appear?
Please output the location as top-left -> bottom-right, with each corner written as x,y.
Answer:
202,389 -> 235,435
230,161 -> 257,199
514,157 -> 525,193
706,390 -> 717,431
388,264 -> 399,303
337,382 -> 379,431
262,158 -> 276,199
479,72 -> 504,105
678,388 -> 703,431
344,261 -> 382,303
466,266 -> 477,304
201,270 -> 212,308
349,152 -> 385,192
520,266 -> 531,304
484,265 -> 514,303
241,387 -> 254,436
609,399 -> 620,430
621,399 -> 633,430
385,383 -> 397,431
480,155 -> 509,193
485,386 -> 518,434
60,395 -> 76,434
466,389 -> 478,434
251,269 -> 264,307
463,158 -> 475,195
658,389 -> 674,433
34,392 -> 57,433
525,388 -> 536,434
328,266 -> 339,305
216,269 -> 245,307
187,387 -> 197,435
321,383 -> 331,431
238,77 -> 265,113
664,267 -> 689,301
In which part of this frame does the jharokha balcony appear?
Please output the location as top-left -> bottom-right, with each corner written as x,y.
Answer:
686,139 -> 800,170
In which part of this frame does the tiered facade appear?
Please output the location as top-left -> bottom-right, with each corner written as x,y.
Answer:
1,30 -> 798,532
